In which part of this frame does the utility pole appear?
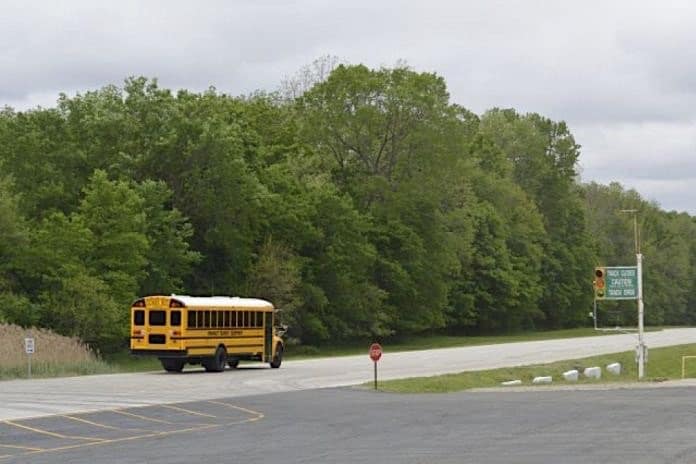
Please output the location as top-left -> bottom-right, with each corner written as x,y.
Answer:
621,209 -> 645,379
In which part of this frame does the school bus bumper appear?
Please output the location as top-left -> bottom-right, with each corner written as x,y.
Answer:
130,349 -> 188,358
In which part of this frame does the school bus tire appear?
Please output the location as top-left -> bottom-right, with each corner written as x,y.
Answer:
270,343 -> 283,368
204,346 -> 227,372
160,359 -> 184,373
227,359 -> 240,368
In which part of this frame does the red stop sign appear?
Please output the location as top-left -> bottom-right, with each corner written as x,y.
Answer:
369,343 -> 382,362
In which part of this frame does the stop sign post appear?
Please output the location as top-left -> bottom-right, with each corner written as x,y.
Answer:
369,343 -> 382,389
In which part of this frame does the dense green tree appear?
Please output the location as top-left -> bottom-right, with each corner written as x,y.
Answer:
297,64 -> 468,334
0,108 -> 78,218
15,171 -> 149,346
76,170 -> 149,305
0,172 -> 35,325
246,237 -> 302,324
136,180 -> 201,296
254,156 -> 387,343
479,110 -> 595,328
1,64 -> 695,351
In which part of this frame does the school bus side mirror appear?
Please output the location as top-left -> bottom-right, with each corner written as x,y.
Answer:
275,324 -> 288,337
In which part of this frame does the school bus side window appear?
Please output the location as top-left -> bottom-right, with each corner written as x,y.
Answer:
188,311 -> 196,328
134,310 -> 144,326
171,311 -> 181,326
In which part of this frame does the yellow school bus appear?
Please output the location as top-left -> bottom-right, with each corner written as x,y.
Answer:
130,295 -> 285,373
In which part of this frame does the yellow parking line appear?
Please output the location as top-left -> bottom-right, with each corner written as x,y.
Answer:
111,409 -> 176,425
62,415 -> 151,433
0,443 -> 44,451
20,422 -> 220,457
0,401 -> 265,461
206,401 -> 264,421
3,420 -> 105,442
159,404 -> 217,418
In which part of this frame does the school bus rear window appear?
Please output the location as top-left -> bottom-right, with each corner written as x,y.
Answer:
149,310 -> 166,326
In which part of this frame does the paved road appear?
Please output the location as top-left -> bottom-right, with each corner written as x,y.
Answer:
2,328 -> 696,421
4,386 -> 696,463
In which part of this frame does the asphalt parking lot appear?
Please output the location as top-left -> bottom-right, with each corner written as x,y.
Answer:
0,400 -> 263,461
5,386 -> 696,464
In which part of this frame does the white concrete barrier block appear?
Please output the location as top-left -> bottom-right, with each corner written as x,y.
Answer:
606,362 -> 621,375
583,366 -> 601,379
532,376 -> 552,384
562,369 -> 579,382
501,380 -> 522,386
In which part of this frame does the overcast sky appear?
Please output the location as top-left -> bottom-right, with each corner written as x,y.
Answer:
3,1 -> 695,214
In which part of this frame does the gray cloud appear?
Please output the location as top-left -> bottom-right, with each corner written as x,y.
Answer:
2,0 -> 696,213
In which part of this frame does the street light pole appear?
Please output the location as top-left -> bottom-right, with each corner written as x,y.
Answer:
621,209 -> 645,379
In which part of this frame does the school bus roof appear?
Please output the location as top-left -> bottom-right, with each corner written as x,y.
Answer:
168,295 -> 274,309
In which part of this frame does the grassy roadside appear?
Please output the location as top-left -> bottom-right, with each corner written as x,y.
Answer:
0,324 -> 115,380
375,343 -> 696,393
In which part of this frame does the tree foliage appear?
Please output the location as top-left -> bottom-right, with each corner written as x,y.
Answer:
1,63 -> 694,350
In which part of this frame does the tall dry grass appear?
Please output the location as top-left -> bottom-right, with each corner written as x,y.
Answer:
0,324 -> 113,379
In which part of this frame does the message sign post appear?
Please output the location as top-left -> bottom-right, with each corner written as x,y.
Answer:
593,264 -> 645,378
636,253 -> 645,379
621,209 -> 646,380
594,266 -> 638,301
604,267 -> 638,300
369,343 -> 382,390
